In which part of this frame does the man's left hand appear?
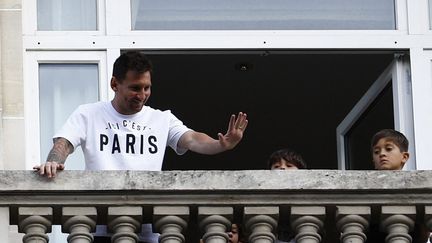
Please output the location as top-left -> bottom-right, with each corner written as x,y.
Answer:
218,112 -> 248,150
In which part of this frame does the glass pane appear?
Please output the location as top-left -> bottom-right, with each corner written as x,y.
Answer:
131,0 -> 395,30
37,0 -> 97,30
39,63 -> 99,170
345,83 -> 394,170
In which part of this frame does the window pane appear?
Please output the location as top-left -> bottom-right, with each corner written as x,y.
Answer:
131,0 -> 395,30
39,63 -> 99,171
37,0 -> 97,30
345,83 -> 394,170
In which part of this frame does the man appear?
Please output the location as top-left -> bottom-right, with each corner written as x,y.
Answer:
33,51 -> 248,242
34,51 -> 248,176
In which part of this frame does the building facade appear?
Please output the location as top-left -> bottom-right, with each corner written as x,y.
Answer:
1,0 -> 432,242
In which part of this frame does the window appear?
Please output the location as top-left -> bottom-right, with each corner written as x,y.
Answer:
337,56 -> 415,170
39,64 -> 99,170
131,0 -> 396,30
37,0 -> 97,30
138,51 -> 396,170
24,51 -> 108,170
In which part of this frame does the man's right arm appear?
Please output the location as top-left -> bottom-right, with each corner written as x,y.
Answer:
33,137 -> 74,178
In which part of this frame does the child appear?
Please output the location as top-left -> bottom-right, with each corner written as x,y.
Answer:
267,148 -> 307,170
370,129 -> 429,243
371,129 -> 409,170
200,223 -> 244,243
229,223 -> 244,243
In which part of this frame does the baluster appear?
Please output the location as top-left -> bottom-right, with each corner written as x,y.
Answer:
18,207 -> 52,243
198,207 -> 232,243
108,206 -> 142,243
0,207 -> 10,243
291,206 -> 325,243
154,206 -> 189,243
62,207 -> 97,243
336,206 -> 370,243
380,206 -> 415,243
244,206 -> 278,243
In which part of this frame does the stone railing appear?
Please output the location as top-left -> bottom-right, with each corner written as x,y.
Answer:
1,170 -> 432,243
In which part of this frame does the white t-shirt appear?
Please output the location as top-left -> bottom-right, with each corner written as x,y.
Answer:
54,101 -> 191,170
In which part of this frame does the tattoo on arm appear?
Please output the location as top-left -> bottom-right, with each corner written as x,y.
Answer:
46,138 -> 73,164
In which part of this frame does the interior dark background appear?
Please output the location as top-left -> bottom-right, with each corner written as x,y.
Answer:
144,51 -> 395,170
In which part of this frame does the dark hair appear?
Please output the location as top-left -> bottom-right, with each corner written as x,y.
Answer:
112,51 -> 153,82
267,148 -> 307,169
371,129 -> 409,152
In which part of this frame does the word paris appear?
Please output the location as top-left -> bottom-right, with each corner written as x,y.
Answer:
100,133 -> 158,154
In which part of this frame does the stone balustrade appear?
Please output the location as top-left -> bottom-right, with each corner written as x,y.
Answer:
0,170 -> 431,243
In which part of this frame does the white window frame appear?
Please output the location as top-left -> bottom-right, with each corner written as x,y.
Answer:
336,55 -> 415,170
409,49 -> 432,170
22,0 -> 421,51
22,0 -> 106,35
114,0 -> 407,35
20,0 -> 431,171
23,51 -> 108,169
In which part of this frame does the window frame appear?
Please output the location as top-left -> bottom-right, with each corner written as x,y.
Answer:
20,0 -> 432,171
408,49 -> 432,170
22,0 -> 106,35
24,51 -> 108,169
106,0 -> 409,36
336,55 -> 416,170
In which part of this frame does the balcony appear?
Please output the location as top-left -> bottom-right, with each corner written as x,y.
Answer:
1,170 -> 432,243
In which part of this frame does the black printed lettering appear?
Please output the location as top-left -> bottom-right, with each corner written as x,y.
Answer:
140,134 -> 144,154
112,134 -> 121,154
148,136 -> 158,154
100,134 -> 108,151
126,134 -> 135,154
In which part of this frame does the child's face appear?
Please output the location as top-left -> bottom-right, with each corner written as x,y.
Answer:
228,224 -> 240,243
372,138 -> 409,170
270,159 -> 299,170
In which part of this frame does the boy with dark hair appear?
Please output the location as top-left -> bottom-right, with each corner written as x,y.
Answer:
267,148 -> 307,170
371,129 -> 409,170
370,129 -> 429,243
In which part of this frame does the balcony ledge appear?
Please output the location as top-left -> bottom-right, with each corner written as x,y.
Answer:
0,170 -> 431,192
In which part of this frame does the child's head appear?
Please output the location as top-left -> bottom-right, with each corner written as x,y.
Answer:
228,223 -> 243,243
371,129 -> 409,170
267,148 -> 307,170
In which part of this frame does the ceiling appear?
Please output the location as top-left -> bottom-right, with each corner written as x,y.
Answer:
145,51 -> 395,170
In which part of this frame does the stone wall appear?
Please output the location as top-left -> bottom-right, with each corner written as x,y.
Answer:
0,0 -> 24,170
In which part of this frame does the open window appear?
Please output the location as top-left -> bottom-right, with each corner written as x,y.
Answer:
137,50 -> 404,170
336,55 -> 415,170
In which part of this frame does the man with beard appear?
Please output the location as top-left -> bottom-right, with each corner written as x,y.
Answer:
34,51 -> 248,243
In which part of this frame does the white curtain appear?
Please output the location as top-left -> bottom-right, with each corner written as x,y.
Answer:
37,0 -> 97,30
430,0 -> 432,29
39,63 -> 99,170
131,0 -> 395,30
